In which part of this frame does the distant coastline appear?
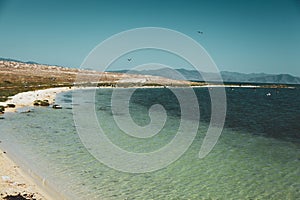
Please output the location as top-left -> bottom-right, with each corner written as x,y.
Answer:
111,68 -> 300,85
1,58 -> 298,103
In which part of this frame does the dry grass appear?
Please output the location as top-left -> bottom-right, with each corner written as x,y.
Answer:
0,60 -> 202,101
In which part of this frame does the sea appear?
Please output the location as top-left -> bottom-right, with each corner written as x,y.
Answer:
0,86 -> 299,199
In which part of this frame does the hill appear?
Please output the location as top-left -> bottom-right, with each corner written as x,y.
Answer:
111,68 -> 300,84
0,59 -> 197,101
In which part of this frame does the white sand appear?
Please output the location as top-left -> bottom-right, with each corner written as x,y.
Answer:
193,84 -> 261,88
0,87 -> 74,113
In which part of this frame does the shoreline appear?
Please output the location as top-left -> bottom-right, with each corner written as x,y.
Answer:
0,87 -> 75,113
0,151 -> 55,200
0,84 -> 296,114
0,84 -> 296,200
0,87 -> 76,200
0,133 -> 70,200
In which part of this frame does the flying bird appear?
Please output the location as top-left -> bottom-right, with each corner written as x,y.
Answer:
197,31 -> 203,34
127,58 -> 132,62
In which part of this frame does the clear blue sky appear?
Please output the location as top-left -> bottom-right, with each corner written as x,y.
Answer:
0,0 -> 299,76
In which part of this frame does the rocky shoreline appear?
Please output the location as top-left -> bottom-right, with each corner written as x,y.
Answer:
0,87 -> 74,114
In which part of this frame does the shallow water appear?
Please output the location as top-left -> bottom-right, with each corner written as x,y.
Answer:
0,87 -> 299,199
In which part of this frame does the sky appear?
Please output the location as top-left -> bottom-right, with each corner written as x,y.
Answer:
0,0 -> 299,76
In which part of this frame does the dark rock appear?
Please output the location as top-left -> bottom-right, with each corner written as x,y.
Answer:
2,193 -> 36,200
33,100 -> 49,106
33,100 -> 42,106
0,105 -> 5,113
52,104 -> 62,109
7,104 -> 16,108
40,101 -> 50,106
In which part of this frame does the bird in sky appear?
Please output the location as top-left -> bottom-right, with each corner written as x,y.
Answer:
127,58 -> 132,62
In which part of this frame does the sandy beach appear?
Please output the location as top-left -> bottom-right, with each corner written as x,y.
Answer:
0,87 -> 74,113
0,151 -> 53,200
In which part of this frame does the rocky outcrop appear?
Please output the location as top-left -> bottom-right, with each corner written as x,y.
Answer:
6,104 -> 15,108
33,100 -> 50,106
1,191 -> 40,200
0,105 -> 5,114
52,104 -> 62,109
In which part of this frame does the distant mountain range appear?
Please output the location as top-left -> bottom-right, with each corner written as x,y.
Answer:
0,57 -> 40,65
109,68 -> 300,85
1,57 -> 299,84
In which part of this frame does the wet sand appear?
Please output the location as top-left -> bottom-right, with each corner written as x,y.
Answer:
0,151 -> 53,200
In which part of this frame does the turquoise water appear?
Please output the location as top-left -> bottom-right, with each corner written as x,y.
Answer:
0,88 -> 299,199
